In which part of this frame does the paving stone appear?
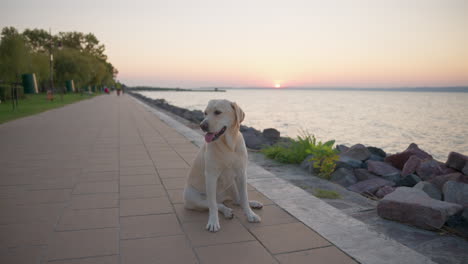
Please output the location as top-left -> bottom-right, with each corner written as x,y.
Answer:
0,245 -> 44,264
120,185 -> 166,199
76,171 -> 119,182
28,176 -> 76,190
120,159 -> 155,167
250,222 -> 330,254
0,203 -> 64,225
158,168 -> 189,178
120,235 -> 197,264
21,189 -> 72,204
183,218 -> 255,246
247,190 -> 275,206
120,166 -> 157,176
161,177 -> 187,189
167,189 -> 184,204
120,197 -> 173,216
154,160 -> 190,169
120,214 -> 183,239
235,204 -> 297,228
47,255 -> 119,264
0,221 -> 54,247
70,193 -> 118,209
46,228 -> 118,261
275,246 -> 358,264
196,240 -> 277,264
57,208 -> 119,231
120,174 -> 160,186
73,181 -> 118,194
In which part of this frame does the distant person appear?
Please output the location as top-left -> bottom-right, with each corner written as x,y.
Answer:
104,87 -> 109,94
117,88 -> 121,96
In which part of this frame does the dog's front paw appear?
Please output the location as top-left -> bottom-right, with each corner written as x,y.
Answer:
246,212 -> 261,223
206,217 -> 220,232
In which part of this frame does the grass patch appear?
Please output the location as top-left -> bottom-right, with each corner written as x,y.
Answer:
0,93 -> 98,124
314,188 -> 341,199
261,132 -> 339,179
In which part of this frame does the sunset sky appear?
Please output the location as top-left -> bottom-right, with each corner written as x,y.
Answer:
2,0 -> 467,88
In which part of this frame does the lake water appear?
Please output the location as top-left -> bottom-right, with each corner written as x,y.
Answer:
139,89 -> 468,161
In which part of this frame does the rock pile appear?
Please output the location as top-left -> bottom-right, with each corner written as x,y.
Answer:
312,142 -> 468,231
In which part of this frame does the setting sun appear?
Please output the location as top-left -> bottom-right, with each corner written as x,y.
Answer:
274,83 -> 281,88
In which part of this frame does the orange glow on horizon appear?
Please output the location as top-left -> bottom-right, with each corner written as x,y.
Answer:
274,83 -> 281,88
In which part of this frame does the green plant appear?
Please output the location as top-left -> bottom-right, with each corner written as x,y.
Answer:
261,133 -> 318,164
314,188 -> 341,199
261,131 -> 339,179
304,134 -> 339,179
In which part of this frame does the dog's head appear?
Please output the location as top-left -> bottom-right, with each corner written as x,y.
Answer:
200,99 -> 244,143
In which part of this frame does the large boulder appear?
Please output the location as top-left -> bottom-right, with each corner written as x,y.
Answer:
367,160 -> 401,183
367,146 -> 387,158
191,110 -> 205,122
395,174 -> 421,187
401,155 -> 422,176
416,159 -> 444,181
368,154 -> 384,162
330,168 -> 357,187
385,143 -> 432,170
414,182 -> 442,200
377,187 -> 463,230
335,144 -> 349,153
438,162 -> 458,175
242,129 -> 267,150
463,164 -> 468,176
428,172 -> 464,190
375,186 -> 396,198
354,168 -> 379,181
347,177 -> 394,194
262,128 -> 280,142
300,154 -> 316,174
336,155 -> 363,170
341,144 -> 371,161
443,181 -> 468,206
446,152 -> 468,171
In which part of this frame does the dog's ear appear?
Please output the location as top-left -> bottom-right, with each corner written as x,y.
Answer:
231,102 -> 245,125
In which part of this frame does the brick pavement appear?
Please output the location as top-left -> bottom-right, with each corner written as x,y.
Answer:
0,94 -> 358,263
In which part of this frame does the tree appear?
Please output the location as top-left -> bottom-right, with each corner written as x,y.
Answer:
1,26 -> 118,93
0,28 -> 32,84
22,28 -> 53,53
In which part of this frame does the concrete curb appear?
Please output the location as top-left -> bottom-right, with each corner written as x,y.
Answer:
133,97 -> 436,264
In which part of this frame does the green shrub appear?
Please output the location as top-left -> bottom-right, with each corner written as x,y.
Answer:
314,188 -> 341,199
261,131 -> 339,179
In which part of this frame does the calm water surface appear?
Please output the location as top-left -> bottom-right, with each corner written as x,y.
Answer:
140,89 -> 468,161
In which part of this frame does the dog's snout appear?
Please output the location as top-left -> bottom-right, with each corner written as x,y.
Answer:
200,121 -> 209,132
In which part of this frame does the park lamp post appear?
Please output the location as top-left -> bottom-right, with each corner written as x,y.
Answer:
48,35 -> 62,101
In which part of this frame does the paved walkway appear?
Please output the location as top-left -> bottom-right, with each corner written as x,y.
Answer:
0,94 -> 357,264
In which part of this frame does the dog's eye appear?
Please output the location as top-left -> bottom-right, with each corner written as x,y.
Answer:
214,110 -> 222,115
204,112 -> 207,116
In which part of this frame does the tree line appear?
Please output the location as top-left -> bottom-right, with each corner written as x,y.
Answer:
0,26 -> 118,96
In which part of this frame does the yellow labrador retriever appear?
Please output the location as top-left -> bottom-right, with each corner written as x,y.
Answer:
183,99 -> 262,232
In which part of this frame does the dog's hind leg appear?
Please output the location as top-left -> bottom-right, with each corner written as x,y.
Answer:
231,184 -> 263,209
183,186 -> 233,219
249,200 -> 263,209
